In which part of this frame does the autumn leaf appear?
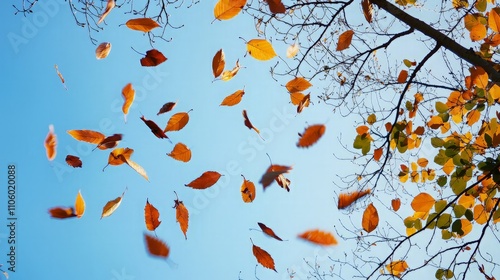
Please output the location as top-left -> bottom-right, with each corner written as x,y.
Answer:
260,164 -> 292,190
174,192 -> 189,239
386,260 -> 408,277
185,171 -> 222,189
240,175 -> 256,203
213,0 -> 246,20
44,124 -> 57,161
103,147 -> 149,181
286,77 -> 312,93
122,83 -> 135,123
54,64 -> 67,90
243,110 -> 264,140
125,158 -> 149,181
145,199 -> 161,231
141,115 -> 169,139
297,124 -> 325,148
126,18 -> 160,32
336,30 -> 354,51
362,203 -> 379,233
75,190 -> 85,218
258,222 -> 283,241
97,0 -> 115,24
48,207 -> 76,219
373,147 -> 383,161
489,8 -> 500,33
164,110 -> 191,132
144,233 -> 170,259
251,240 -> 277,272
95,42 -> 112,59
362,0 -> 373,23
411,192 -> 435,212
221,59 -> 241,81
286,42 -> 299,58
67,129 -> 105,144
140,49 -> 167,67
297,93 -> 311,114
298,229 -> 338,246
212,49 -> 225,78
247,39 -> 277,61
65,155 -> 82,168
392,198 -> 401,211
466,109 -> 480,126
101,187 -> 127,219
397,70 -> 408,83
167,142 -> 192,162
97,133 -> 122,150
157,101 -> 177,115
337,189 -> 371,209
220,89 -> 245,106
290,92 -> 308,106
264,0 -> 285,14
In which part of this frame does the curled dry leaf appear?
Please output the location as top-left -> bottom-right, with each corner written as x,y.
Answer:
297,93 -> 311,114
220,89 -> 245,106
145,199 -> 161,231
212,49 -> 225,78
97,0 -> 115,24
54,64 -> 67,90
258,222 -> 283,241
65,155 -> 82,168
240,175 -> 256,203
140,115 -> 169,139
75,190 -> 85,218
260,164 -> 292,190
174,192 -> 189,239
164,110 -> 191,132
264,0 -> 286,14
140,49 -> 167,67
49,207 -> 76,219
185,171 -> 222,189
213,0 -> 247,20
125,18 -> 160,32
362,203 -> 379,233
144,233 -> 170,259
167,142 -> 191,162
44,124 -> 57,161
286,42 -> 299,58
362,0 -> 373,23
337,189 -> 371,209
243,110 -> 264,140
157,102 -> 177,115
122,83 -> 135,123
95,42 -> 112,59
101,187 -> 127,219
221,59 -> 241,81
297,124 -> 325,148
298,229 -> 338,246
97,134 -> 122,150
251,241 -> 277,272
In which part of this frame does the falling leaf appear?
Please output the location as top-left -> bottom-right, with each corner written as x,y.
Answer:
103,147 -> 149,181
122,83 -> 135,123
258,222 -> 283,241
221,59 -> 241,81
125,158 -> 149,181
373,147 -> 383,161
397,70 -> 408,83
44,124 -> 57,161
75,190 -> 85,218
392,198 -> 401,211
220,89 -> 245,106
362,0 -> 373,23
290,92 -> 308,105
65,155 -> 82,168
286,41 -> 300,58
260,164 -> 292,190
54,64 -> 67,90
157,102 -> 177,115
97,134 -> 122,150
140,49 -> 167,67
95,42 -> 112,59
48,207 -> 76,219
247,39 -> 277,61
144,233 -> 170,259
243,110 -> 264,140
336,30 -> 354,51
264,0 -> 286,13
286,77 -> 312,93
174,192 -> 189,239
297,93 -> 311,114
275,174 -> 291,192
213,0 -> 247,20
411,192 -> 435,212
167,142 -> 192,162
241,175 -> 256,203
212,49 -> 225,78
164,110 -> 191,132
298,229 -> 338,246
362,203 -> 379,233
297,124 -> 325,148
67,129 -> 105,144
141,115 -> 169,139
386,260 -> 408,277
145,199 -> 161,231
251,241 -> 277,272
101,187 -> 127,219
337,189 -> 371,209
97,0 -> 115,24
126,18 -> 160,32
185,171 -> 222,189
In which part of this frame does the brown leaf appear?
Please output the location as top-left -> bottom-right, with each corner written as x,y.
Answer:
337,189 -> 371,209
241,175 -> 256,203
174,193 -> 189,239
122,83 -> 135,122
243,110 -> 264,140
336,30 -> 354,51
212,49 -> 225,78
258,222 -> 283,241
167,142 -> 192,162
75,190 -> 85,218
140,115 -> 169,139
67,129 -> 105,144
48,207 -> 76,219
101,187 -> 127,219
145,199 -> 161,231
373,147 -> 383,161
260,165 -> 292,190
105,147 -> 134,167
397,70 -> 408,83
391,198 -> 401,212
54,64 -> 67,90
297,124 -> 325,148
164,111 -> 191,132
362,0 -> 373,23
185,171 -> 222,189
157,102 -> 177,115
252,242 -> 277,272
264,0 -> 285,14
44,124 -> 57,161
286,77 -> 312,93
65,155 -> 82,168
126,18 -> 160,32
297,93 -> 311,114
140,49 -> 167,67
298,229 -> 338,246
275,174 -> 291,192
362,203 -> 379,233
97,134 -> 122,150
144,233 -> 170,259
97,0 -> 115,24
95,42 -> 112,59
220,89 -> 245,106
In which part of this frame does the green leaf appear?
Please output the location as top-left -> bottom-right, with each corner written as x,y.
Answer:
431,137 -> 445,148
434,150 -> 449,166
414,218 -> 422,230
465,209 -> 474,221
435,102 -> 448,114
441,229 -> 452,240
404,216 -> 415,228
437,176 -> 447,187
437,213 -> 452,229
450,175 -> 466,195
451,219 -> 464,235
426,212 -> 438,229
435,269 -> 444,279
476,0 -> 487,11
403,59 -> 413,68
453,204 -> 466,218
435,200 -> 447,213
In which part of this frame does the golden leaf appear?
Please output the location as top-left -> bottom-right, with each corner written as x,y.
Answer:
214,0 -> 247,20
125,18 -> 160,32
101,188 -> 127,219
247,39 -> 277,61
122,83 -> 135,123
220,89 -> 245,106
362,203 -> 379,233
167,142 -> 192,162
164,111 -> 191,132
75,190 -> 85,218
386,260 -> 408,277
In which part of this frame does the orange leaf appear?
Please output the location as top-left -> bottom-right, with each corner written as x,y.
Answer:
214,0 -> 247,20
247,39 -> 277,61
65,155 -> 82,168
417,158 -> 429,168
264,0 -> 285,13
252,242 -> 277,272
243,110 -> 263,139
164,111 -> 191,132
95,42 -> 112,59
258,222 -> 283,241
458,194 -> 475,208
336,30 -> 354,51
140,115 -> 169,139
145,199 -> 161,231
220,89 -> 245,106
121,83 -> 135,122
241,175 -> 256,203
356,125 -> 370,135
474,204 -> 488,224
221,59 -> 240,81
185,171 -> 222,189
373,147 -> 383,161
397,70 -> 408,83
67,129 -> 105,144
44,124 -> 57,161
471,66 -> 489,89
75,190 -> 85,218
467,109 -> 481,126
101,188 -> 127,219
298,229 -> 338,246
290,92 -> 307,105
297,124 -> 325,148
337,189 -> 371,209
174,193 -> 189,239
125,18 -> 160,32
362,203 -> 379,232
48,207 -> 76,219
427,115 -> 444,129
167,142 -> 192,162
489,8 -> 500,32
54,64 -> 67,90
392,198 -> 401,211
260,165 -> 292,190
144,233 -> 170,259
157,102 -> 177,115
286,77 -> 312,93
105,147 -> 133,167
212,49 -> 225,78
97,133 -> 122,150
362,0 -> 373,23
386,260 -> 408,277
410,192 -> 435,212
140,49 -> 167,67
97,0 -> 115,24
297,93 -> 310,114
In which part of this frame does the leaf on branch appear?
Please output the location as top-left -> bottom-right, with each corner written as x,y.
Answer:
212,49 -> 225,78
258,222 -> 283,241
336,30 -> 354,51
337,189 -> 371,209
297,93 -> 310,114
101,188 -> 127,219
44,124 -> 57,161
167,142 -> 191,162
252,242 -> 277,272
214,0 -> 246,20
220,89 -> 245,106
145,199 -> 161,231
122,83 -> 135,123
373,147 -> 383,161
185,171 -> 222,189
97,0 -> 115,24
264,0 -> 285,14
241,175 -> 256,203
95,42 -> 112,59
411,192 -> 435,212
157,102 -> 177,115
164,111 -> 191,132
126,18 -> 160,32
386,260 -> 408,277
144,233 -> 170,259
140,49 -> 167,67
298,229 -> 338,246
362,203 -> 379,233
247,39 -> 277,61
297,124 -> 325,148
397,70 -> 408,83
174,194 -> 189,239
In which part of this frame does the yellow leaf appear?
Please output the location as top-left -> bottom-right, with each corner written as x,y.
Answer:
336,30 -> 354,51
164,111 -> 191,132
101,187 -> 127,219
167,142 -> 192,162
470,23 -> 487,41
411,192 -> 435,212
75,190 -> 85,218
95,42 -> 112,59
489,8 -> 500,33
122,83 -> 135,123
367,113 -> 377,125
474,204 -> 488,224
125,18 -> 160,32
220,89 -> 245,106
386,260 -> 408,277
247,39 -> 277,61
443,158 -> 455,175
214,0 -> 247,20
489,84 -> 500,99
362,203 -> 379,233
221,60 -> 240,81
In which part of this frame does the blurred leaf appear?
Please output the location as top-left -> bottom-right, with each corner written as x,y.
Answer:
297,124 -> 325,148
337,189 -> 371,209
122,83 -> 135,123
125,18 -> 160,32
44,124 -> 57,161
298,229 -> 338,246
144,233 -> 169,259
258,222 -> 283,241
